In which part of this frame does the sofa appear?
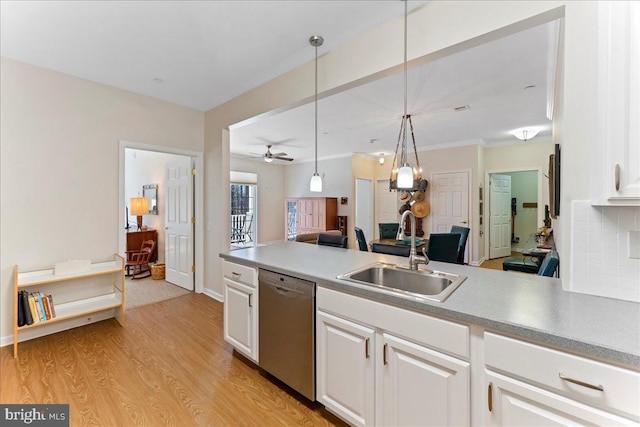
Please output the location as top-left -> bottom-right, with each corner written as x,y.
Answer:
295,230 -> 343,244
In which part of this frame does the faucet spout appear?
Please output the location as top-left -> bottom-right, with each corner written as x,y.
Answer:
400,210 -> 429,270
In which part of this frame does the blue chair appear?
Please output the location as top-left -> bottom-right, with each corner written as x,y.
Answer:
538,250 -> 559,277
371,243 -> 410,257
317,233 -> 348,248
354,227 -> 369,252
379,223 -> 400,239
450,226 -> 470,264
426,233 -> 460,264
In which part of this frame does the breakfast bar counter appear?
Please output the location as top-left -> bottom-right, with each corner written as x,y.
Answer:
220,240 -> 640,368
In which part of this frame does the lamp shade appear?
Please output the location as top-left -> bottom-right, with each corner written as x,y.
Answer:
130,197 -> 149,216
396,165 -> 414,189
310,173 -> 323,192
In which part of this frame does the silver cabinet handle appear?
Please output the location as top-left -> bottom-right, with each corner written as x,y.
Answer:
232,272 -> 241,278
248,294 -> 252,307
559,373 -> 604,391
615,164 -> 621,191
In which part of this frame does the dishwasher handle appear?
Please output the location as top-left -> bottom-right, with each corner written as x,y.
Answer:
272,284 -> 306,295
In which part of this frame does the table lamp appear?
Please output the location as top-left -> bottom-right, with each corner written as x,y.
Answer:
130,197 -> 149,231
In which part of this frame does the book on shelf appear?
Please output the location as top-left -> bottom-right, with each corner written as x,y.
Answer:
34,293 -> 47,321
21,291 -> 33,326
42,293 -> 52,320
47,295 -> 56,318
17,291 -> 25,327
27,293 -> 40,324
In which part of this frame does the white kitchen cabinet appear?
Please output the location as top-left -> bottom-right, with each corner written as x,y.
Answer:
317,310 -> 375,427
222,261 -> 258,362
592,1 -> 640,205
317,286 -> 470,427
381,333 -> 469,427
484,332 -> 640,426
485,370 -> 637,426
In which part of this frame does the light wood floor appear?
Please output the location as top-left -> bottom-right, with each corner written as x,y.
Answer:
1,294 -> 347,427
478,252 -> 522,270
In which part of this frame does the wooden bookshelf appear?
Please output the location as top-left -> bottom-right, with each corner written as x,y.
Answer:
13,254 -> 125,357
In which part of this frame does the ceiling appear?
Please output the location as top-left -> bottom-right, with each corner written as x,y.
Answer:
232,20 -> 557,164
1,2 -> 556,164
0,1 -> 424,111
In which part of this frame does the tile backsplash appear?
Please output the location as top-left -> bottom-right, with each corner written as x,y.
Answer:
571,201 -> 640,302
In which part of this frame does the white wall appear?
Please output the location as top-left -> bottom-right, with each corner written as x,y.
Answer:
230,157 -> 286,243
125,149 -> 192,262
0,58 -> 203,341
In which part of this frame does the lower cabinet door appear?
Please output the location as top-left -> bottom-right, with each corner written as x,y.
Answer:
381,333 -> 470,427
317,310 -> 375,427
485,370 -> 638,426
223,278 -> 257,362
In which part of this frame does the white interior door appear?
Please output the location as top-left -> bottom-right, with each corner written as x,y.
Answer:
431,172 -> 470,262
376,179 -> 398,239
355,178 -> 373,243
489,174 -> 512,259
165,162 -> 194,290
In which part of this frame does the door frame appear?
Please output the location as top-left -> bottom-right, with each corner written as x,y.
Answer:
119,140 -> 204,294
354,177 -> 374,249
484,167 -> 543,263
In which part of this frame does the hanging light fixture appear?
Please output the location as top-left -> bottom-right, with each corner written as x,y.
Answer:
379,153 -> 385,165
390,0 -> 423,191
512,128 -> 540,141
309,35 -> 324,193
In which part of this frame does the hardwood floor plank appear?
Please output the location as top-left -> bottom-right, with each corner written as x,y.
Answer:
1,294 -> 346,426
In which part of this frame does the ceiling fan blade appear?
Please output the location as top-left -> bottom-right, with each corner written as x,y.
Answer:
248,151 -> 265,156
270,152 -> 287,157
274,156 -> 294,162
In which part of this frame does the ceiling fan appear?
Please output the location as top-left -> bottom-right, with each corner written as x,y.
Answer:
250,145 -> 293,163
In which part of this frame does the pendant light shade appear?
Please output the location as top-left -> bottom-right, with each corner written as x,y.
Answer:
310,173 -> 322,192
397,165 -> 414,188
309,35 -> 324,193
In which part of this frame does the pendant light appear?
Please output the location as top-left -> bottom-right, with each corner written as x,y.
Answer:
309,35 -> 324,193
390,0 -> 423,190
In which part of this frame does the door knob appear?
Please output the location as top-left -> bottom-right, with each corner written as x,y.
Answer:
461,221 -> 468,224
165,226 -> 169,230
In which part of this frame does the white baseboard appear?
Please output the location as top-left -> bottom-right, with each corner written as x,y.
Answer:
203,288 -> 223,302
1,310 -> 114,348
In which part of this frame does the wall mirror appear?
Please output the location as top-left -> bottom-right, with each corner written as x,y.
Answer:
143,184 -> 158,215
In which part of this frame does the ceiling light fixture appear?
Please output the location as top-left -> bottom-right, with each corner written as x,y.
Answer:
379,153 -> 385,165
309,35 -> 324,193
512,128 -> 540,141
390,0 -> 423,191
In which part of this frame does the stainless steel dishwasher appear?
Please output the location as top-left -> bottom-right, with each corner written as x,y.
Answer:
258,269 -> 315,401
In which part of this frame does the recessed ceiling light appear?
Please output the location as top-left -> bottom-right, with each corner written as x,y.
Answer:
454,105 -> 470,112
153,78 -> 164,84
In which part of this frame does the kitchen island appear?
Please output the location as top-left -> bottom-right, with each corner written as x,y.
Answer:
220,241 -> 640,426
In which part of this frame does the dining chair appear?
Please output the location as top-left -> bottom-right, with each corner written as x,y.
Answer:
378,223 -> 400,239
317,233 -> 348,248
537,250 -> 559,277
371,243 -> 410,257
426,233 -> 460,264
450,225 -> 470,264
354,227 -> 369,252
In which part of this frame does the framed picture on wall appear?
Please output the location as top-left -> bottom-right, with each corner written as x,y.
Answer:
549,144 -> 560,219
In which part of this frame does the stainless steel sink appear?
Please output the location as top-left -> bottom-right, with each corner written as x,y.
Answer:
337,263 -> 466,302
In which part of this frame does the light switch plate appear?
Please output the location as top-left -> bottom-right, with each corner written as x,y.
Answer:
629,230 -> 640,259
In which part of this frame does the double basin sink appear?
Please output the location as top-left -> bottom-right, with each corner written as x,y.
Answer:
338,262 -> 466,303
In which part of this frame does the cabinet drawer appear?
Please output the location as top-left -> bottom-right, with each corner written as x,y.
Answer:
485,332 -> 640,418
318,286 -> 469,359
222,261 -> 257,287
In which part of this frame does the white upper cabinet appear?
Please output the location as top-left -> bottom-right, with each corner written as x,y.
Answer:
592,1 -> 640,205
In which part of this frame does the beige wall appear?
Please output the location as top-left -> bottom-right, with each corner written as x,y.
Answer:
0,58 -> 204,340
230,157 -> 286,244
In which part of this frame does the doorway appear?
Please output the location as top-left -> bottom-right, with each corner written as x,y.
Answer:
486,169 -> 542,260
355,178 -> 373,246
430,171 -> 471,263
119,141 -> 204,295
230,183 -> 257,248
376,179 -> 398,240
